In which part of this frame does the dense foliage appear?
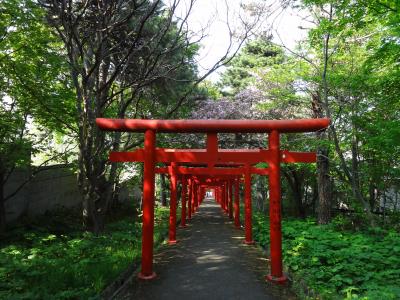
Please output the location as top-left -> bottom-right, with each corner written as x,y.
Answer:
1,0 -> 400,298
0,0 -> 76,231
0,206 -> 169,299
213,0 -> 400,226
253,213 -> 400,299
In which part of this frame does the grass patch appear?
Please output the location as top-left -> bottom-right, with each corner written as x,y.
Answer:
0,206 -> 170,299
252,213 -> 400,299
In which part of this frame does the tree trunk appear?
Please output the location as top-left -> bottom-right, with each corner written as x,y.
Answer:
160,173 -> 167,206
255,176 -> 264,211
382,188 -> 386,223
312,180 -> 318,215
316,145 -> 331,224
108,182 -> 120,211
107,129 -> 123,210
0,171 -> 6,233
77,115 -> 109,234
314,9 -> 374,224
313,9 -> 333,225
284,168 -> 306,218
351,113 -> 361,204
368,180 -> 378,211
312,92 -> 332,224
293,171 -> 306,218
260,176 -> 267,213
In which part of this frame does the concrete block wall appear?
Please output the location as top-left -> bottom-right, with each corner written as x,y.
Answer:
4,165 -> 81,223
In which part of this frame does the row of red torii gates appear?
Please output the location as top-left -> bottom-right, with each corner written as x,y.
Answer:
97,118 -> 330,284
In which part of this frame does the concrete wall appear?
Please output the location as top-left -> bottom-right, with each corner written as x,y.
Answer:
4,165 -> 82,223
380,186 -> 400,211
118,184 -> 141,206
4,164 -> 143,223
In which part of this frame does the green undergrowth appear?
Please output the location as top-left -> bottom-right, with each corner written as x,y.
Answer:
0,206 -> 170,299
252,213 -> 400,299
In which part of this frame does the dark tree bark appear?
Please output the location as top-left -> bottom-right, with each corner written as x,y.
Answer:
316,146 -> 331,224
368,181 -> 378,211
312,92 -> 332,224
313,4 -> 373,225
260,176 -> 267,213
311,180 -> 318,215
39,0 -> 258,232
254,176 -> 264,211
39,0 -> 191,232
0,170 -> 5,233
160,173 -> 167,207
283,167 -> 306,218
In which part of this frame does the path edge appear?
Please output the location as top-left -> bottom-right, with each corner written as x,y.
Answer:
100,215 -> 182,299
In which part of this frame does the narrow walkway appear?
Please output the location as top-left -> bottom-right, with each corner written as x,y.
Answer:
115,198 -> 295,299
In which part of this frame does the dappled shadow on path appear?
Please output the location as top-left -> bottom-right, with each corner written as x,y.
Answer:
114,198 -> 296,300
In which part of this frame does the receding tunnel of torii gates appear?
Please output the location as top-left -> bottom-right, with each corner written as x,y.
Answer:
96,118 -> 330,284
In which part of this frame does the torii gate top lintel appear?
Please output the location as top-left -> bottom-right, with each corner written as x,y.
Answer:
96,118 -> 330,133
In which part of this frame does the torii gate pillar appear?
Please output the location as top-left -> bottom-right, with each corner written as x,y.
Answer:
168,163 -> 178,245
244,164 -> 254,244
188,179 -> 192,219
234,179 -> 240,228
228,180 -> 233,219
266,130 -> 286,283
138,130 -> 157,279
180,176 -> 187,227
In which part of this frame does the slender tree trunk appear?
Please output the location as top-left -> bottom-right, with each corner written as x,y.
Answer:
312,180 -> 318,215
293,172 -> 306,218
351,105 -> 361,201
368,181 -> 377,211
304,183 -> 309,210
383,191 -> 387,221
316,144 -> 331,224
315,6 -> 374,224
312,93 -> 332,224
351,121 -> 363,205
255,176 -> 264,211
284,169 -> 306,218
0,171 -> 6,233
160,173 -> 167,206
108,182 -> 120,211
316,7 -> 334,225
261,176 -> 267,213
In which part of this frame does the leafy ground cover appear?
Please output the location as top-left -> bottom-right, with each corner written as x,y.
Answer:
252,213 -> 400,299
0,206 -> 170,299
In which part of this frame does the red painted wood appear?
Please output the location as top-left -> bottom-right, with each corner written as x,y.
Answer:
228,180 -> 233,219
234,179 -> 240,228
96,118 -> 330,133
181,176 -> 187,227
97,117 -> 330,284
110,149 -> 316,164
281,150 -> 316,163
244,164 -> 254,245
138,130 -> 156,280
266,130 -> 287,283
168,163 -> 178,244
188,179 -> 192,220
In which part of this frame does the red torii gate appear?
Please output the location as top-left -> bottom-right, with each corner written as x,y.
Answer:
96,118 -> 329,283
157,165 -> 265,245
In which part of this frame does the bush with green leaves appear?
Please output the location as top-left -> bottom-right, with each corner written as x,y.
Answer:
253,213 -> 400,299
0,206 -> 169,299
